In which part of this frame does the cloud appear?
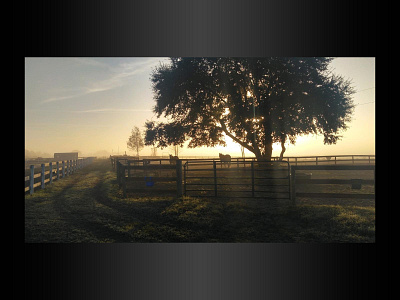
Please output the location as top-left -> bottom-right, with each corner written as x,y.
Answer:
41,91 -> 89,104
72,108 -> 153,113
40,57 -> 166,104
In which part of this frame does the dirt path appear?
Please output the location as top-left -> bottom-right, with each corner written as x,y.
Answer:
25,159 -> 163,242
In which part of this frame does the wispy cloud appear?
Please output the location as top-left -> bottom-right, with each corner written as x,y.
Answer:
40,57 -> 165,104
41,91 -> 90,104
72,108 -> 153,113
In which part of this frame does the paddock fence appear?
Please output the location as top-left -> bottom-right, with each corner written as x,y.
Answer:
290,164 -> 375,203
110,155 -> 375,200
114,158 -> 182,197
184,159 -> 291,199
111,154 -> 375,168
24,157 -> 95,195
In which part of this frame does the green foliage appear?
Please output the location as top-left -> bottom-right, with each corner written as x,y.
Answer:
146,58 -> 355,159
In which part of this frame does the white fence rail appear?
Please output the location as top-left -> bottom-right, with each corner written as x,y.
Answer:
24,157 -> 95,195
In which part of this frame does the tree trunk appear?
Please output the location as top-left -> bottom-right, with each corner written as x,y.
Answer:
279,138 -> 286,161
261,131 -> 273,161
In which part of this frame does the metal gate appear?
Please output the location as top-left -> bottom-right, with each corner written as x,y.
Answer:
184,159 -> 291,199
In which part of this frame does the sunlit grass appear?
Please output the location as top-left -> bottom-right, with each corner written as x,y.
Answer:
25,159 -> 375,243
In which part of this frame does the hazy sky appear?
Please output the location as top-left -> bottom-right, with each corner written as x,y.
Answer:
25,57 -> 375,158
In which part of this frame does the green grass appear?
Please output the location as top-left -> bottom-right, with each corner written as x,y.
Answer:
24,159 -> 375,243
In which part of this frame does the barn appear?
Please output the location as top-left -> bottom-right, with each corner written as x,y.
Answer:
54,152 -> 79,160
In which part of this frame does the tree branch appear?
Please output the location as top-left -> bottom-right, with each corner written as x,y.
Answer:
217,119 -> 256,155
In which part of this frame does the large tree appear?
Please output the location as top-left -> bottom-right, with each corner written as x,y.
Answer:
145,57 -> 355,160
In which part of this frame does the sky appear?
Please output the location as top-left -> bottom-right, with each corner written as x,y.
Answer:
25,57 -> 375,158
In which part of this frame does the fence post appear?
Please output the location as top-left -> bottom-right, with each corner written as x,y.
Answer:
41,164 -> 45,189
176,160 -> 183,197
30,165 -> 34,195
213,161 -> 217,197
117,161 -> 120,185
121,166 -> 127,197
49,162 -> 53,184
183,162 -> 187,196
290,166 -> 296,204
251,161 -> 255,197
56,161 -> 59,180
62,161 -> 65,177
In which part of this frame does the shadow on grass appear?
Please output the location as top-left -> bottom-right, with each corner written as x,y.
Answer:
24,159 -> 375,243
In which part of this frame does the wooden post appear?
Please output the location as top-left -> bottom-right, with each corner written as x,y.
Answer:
56,161 -> 60,180
213,161 -> 217,197
117,161 -> 121,186
62,161 -> 65,177
49,162 -> 53,184
183,162 -> 187,196
30,165 -> 34,195
41,164 -> 45,189
251,161 -> 255,197
290,166 -> 296,204
121,166 -> 127,197
176,160 -> 183,197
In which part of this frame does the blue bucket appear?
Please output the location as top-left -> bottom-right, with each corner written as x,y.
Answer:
145,176 -> 154,187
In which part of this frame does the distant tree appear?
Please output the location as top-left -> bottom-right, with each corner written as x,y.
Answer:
145,58 -> 355,160
127,126 -> 144,156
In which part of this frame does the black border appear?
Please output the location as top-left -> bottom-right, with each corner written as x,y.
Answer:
16,0 -> 389,299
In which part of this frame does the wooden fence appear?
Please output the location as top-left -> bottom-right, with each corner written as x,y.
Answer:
25,157 -> 95,195
110,154 -> 375,169
278,154 -> 375,166
114,158 -> 182,197
110,155 -> 375,200
290,165 -> 375,203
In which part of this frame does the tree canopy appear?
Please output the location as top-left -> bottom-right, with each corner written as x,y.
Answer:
145,57 -> 355,160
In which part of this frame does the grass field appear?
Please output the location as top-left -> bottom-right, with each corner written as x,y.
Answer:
24,159 -> 375,243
